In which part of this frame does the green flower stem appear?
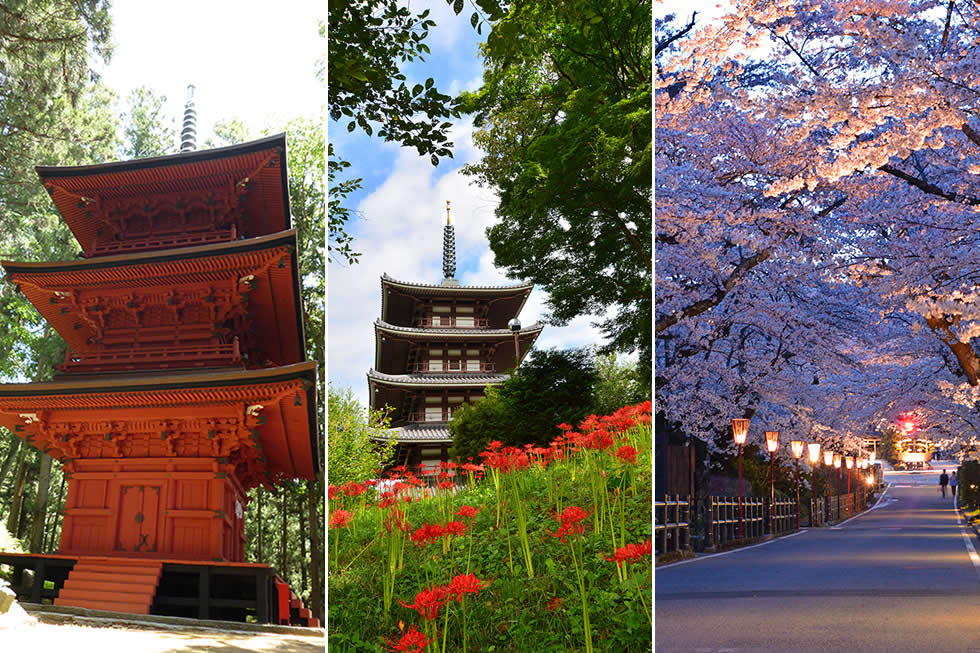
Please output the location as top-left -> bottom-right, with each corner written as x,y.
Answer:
629,563 -> 651,626
569,538 -> 593,653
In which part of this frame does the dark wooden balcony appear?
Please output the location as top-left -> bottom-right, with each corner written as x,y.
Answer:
408,361 -> 496,374
92,225 -> 237,257
58,337 -> 243,373
414,316 -> 490,328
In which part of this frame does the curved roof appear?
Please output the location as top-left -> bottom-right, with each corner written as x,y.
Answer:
374,319 -> 544,338
380,273 -> 534,327
0,361 -> 319,480
367,369 -> 508,387
3,230 -> 306,364
37,134 -> 290,256
372,423 -> 453,444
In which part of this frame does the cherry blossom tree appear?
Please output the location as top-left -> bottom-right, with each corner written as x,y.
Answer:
656,2 -> 980,451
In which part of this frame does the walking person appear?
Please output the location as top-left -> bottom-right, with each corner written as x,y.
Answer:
951,472 -> 958,505
939,469 -> 949,498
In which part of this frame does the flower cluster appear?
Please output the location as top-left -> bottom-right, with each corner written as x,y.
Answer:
399,575 -> 492,620
409,520 -> 468,546
385,624 -> 432,653
548,506 -> 590,543
604,539 -> 653,567
329,509 -> 352,530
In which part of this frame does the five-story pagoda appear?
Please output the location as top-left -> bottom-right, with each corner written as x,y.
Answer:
369,203 -> 542,472
0,93 -> 319,625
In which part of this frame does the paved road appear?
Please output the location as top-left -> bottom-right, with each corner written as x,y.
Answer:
656,465 -> 980,652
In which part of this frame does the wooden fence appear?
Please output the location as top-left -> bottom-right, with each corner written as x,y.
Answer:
656,489 -> 877,558
654,495 -> 691,556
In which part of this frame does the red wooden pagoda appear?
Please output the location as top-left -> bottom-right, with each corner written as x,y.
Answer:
0,108 -> 320,625
369,203 -> 541,471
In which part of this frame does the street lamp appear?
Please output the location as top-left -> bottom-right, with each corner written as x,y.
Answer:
823,449 -> 834,523
845,455 -> 854,515
808,443 -> 821,526
833,453 -> 842,521
791,440 -> 804,530
507,318 -> 522,370
765,431 -> 779,535
732,418 -> 750,539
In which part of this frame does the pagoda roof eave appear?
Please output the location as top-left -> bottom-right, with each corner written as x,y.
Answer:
371,423 -> 452,444
367,369 -> 508,388
374,319 -> 544,338
2,229 -> 297,274
380,273 -> 533,293
0,361 -> 320,478
36,136 -> 289,229
0,361 -> 316,397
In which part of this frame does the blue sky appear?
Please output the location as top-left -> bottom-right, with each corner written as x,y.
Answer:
327,0 -> 607,409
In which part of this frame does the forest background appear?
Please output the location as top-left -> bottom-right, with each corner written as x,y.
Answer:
0,0 -> 326,623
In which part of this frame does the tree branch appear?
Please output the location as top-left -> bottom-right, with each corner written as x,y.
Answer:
655,12 -> 696,56
879,163 -> 980,205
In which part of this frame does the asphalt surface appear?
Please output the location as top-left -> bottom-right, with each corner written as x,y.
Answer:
655,464 -> 980,652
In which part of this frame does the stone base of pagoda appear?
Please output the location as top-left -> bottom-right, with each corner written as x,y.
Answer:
0,552 -> 317,625
59,457 -> 248,563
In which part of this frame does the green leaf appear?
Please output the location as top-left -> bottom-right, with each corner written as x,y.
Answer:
347,121 -> 356,132
471,12 -> 479,29
453,0 -> 464,15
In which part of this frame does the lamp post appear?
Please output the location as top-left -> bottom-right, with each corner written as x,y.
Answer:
765,431 -> 779,535
808,443 -> 821,526
507,318 -> 521,370
823,449 -> 834,523
845,455 -> 854,516
732,418 -> 750,539
791,440 -> 804,530
833,453 -> 842,521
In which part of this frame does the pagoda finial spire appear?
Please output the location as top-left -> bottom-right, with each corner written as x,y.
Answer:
442,200 -> 456,281
179,84 -> 198,153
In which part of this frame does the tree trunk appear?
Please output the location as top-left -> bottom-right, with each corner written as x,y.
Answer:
280,488 -> 288,577
307,479 -> 322,623
0,437 -> 21,490
5,450 -> 30,537
43,470 -> 66,553
257,489 -> 264,563
29,453 -> 52,552
299,491 -> 308,591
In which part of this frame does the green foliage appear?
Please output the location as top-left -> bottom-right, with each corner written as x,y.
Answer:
328,0 -> 459,163
450,348 -> 598,462
120,87 -> 177,159
328,386 -> 397,486
327,143 -> 361,265
462,0 -> 652,372
594,353 -> 645,416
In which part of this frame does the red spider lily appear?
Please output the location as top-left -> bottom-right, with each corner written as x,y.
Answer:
365,479 -> 378,486
486,440 -> 504,451
341,481 -> 367,497
447,573 -> 491,602
460,462 -> 483,473
615,445 -> 638,464
556,422 -> 574,432
456,504 -> 481,519
409,523 -> 445,546
443,520 -> 467,537
399,585 -> 451,620
327,485 -> 340,500
438,480 -> 454,490
603,539 -> 653,567
546,596 -> 563,611
548,506 -> 590,543
329,509 -> 353,529
385,624 -> 432,653
377,494 -> 399,509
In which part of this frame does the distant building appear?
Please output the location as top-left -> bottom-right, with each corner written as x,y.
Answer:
368,203 -> 541,472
